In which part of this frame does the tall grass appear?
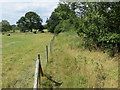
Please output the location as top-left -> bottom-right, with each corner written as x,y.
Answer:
44,31 -> 118,88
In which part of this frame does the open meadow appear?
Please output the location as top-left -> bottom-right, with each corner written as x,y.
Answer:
2,32 -> 53,88
1,31 -> 119,88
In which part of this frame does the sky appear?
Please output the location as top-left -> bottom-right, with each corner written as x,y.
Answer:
0,0 -> 59,25
0,0 -> 118,25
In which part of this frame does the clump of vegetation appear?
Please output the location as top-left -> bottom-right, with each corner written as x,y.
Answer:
46,3 -> 77,34
45,32 -> 118,88
0,11 -> 44,33
76,2 -> 120,56
17,11 -> 43,32
46,2 -> 120,56
0,20 -> 12,32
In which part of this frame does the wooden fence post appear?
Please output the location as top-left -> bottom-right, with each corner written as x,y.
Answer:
39,55 -> 44,77
38,54 -> 40,88
46,45 -> 48,63
33,54 -> 44,90
33,54 -> 40,90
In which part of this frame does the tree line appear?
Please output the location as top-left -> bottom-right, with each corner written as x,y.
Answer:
46,2 -> 120,56
0,11 -> 45,33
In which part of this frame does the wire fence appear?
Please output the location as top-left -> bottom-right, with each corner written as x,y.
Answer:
9,34 -> 56,89
33,34 -> 57,89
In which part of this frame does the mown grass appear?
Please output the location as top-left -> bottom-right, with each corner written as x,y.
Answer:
2,32 -> 53,88
44,31 -> 118,88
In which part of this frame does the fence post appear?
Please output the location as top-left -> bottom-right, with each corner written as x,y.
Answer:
33,54 -> 44,90
39,55 -> 44,77
46,45 -> 48,63
33,54 -> 40,90
38,54 -> 44,88
38,54 -> 41,88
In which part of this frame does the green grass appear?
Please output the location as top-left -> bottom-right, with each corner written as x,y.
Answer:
44,31 -> 118,88
2,32 -> 53,88
2,31 -> 118,88
43,29 -> 48,32
0,33 -> 2,89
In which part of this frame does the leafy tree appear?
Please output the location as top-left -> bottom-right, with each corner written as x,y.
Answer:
17,17 -> 27,32
46,13 -> 60,33
17,11 -> 43,32
0,20 -> 11,32
47,1 -> 120,55
76,2 -> 120,56
46,3 -> 76,33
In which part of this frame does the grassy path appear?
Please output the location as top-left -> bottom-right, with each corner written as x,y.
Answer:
2,33 -> 53,88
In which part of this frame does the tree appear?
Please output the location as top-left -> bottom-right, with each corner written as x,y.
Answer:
46,12 -> 61,33
0,20 -> 11,32
17,16 -> 28,32
76,2 -> 120,56
17,11 -> 43,32
46,3 -> 76,33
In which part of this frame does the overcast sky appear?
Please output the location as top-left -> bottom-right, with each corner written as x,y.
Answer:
0,0 -> 59,25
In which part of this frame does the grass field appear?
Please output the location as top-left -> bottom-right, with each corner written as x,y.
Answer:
2,32 -> 53,88
1,32 -> 118,88
43,32 -> 118,88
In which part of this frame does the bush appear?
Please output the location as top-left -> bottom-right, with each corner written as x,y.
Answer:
76,2 -> 120,56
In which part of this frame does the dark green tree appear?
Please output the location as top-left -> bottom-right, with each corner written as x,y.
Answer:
0,20 -> 11,32
16,16 -> 27,32
46,3 -> 76,33
76,2 -> 120,55
17,11 -> 43,32
46,13 -> 60,33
